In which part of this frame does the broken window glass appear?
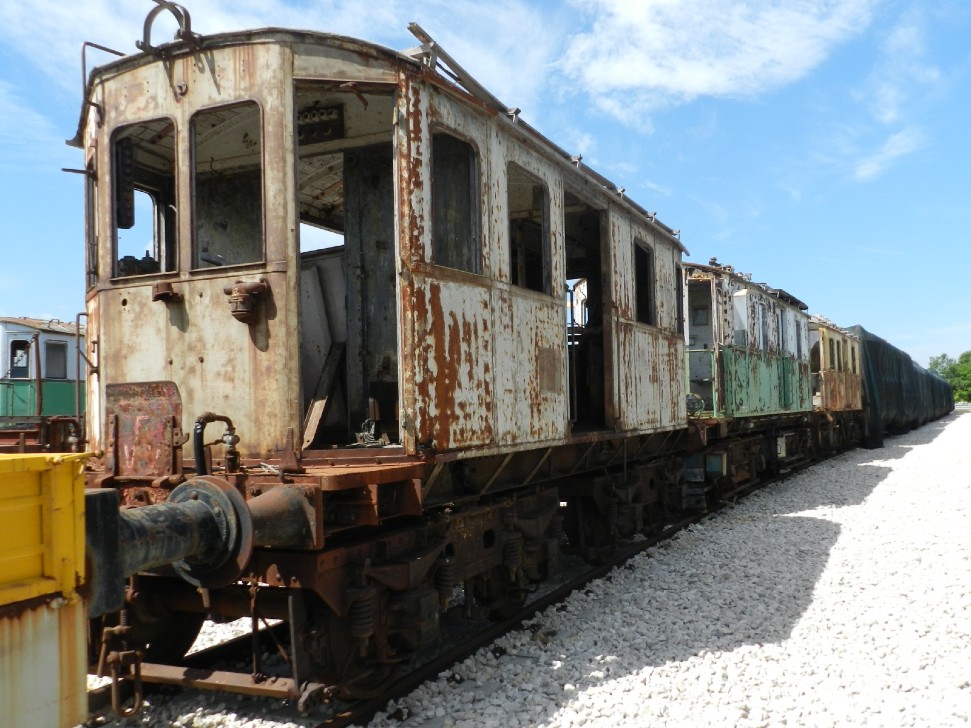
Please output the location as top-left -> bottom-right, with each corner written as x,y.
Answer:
9,340 -> 29,379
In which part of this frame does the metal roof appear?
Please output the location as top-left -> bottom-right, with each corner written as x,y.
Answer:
0,317 -> 85,336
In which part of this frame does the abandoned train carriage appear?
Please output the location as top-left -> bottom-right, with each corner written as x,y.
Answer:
809,316 -> 863,451
0,317 -> 85,452
681,260 -> 816,490
72,15 -> 691,693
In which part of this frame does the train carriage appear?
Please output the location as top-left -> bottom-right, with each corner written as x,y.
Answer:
681,259 -> 813,491
61,5 -> 954,713
0,317 -> 85,452
809,316 -> 864,451
71,6 -> 689,699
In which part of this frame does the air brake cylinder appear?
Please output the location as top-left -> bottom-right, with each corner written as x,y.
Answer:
85,476 -> 254,618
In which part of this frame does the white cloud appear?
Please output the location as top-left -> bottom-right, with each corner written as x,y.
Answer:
853,127 -> 925,180
866,7 -> 943,125
0,82 -> 65,166
0,0 -> 559,114
560,0 -> 877,120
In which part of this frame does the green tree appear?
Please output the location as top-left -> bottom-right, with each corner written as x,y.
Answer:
929,351 -> 971,402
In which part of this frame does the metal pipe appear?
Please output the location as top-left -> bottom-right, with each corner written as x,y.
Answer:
117,498 -> 222,577
85,476 -> 253,617
31,332 -> 42,416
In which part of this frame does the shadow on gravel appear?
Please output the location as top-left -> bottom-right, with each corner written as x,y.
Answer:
755,413 -> 957,514
482,417 -> 964,726
508,512 -> 841,715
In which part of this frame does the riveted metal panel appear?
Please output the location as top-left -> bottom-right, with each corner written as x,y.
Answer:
0,598 -> 87,728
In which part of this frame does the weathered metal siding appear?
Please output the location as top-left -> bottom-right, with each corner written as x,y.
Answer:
89,44 -> 300,459
0,454 -> 88,728
494,290 -> 568,444
721,348 -> 811,417
685,264 -> 812,419
816,324 -> 863,412
408,277 -> 495,450
491,119 -> 569,444
609,212 -> 686,431
615,323 -> 686,430
397,81 -> 495,452
819,370 -> 863,411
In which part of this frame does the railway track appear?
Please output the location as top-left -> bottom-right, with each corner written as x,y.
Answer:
86,460 -> 808,728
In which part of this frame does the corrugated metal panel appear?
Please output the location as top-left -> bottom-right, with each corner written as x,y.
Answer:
0,598 -> 87,728
0,453 -> 88,728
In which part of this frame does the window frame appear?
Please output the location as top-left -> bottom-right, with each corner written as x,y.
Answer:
190,100 -> 266,271
110,116 -> 179,278
506,162 -> 551,294
429,128 -> 481,275
9,339 -> 30,379
633,239 -> 656,326
44,340 -> 68,380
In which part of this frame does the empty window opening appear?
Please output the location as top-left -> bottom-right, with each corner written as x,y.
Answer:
758,304 -> 769,352
192,101 -> 264,268
112,118 -> 177,276
634,241 -> 656,325
431,132 -> 480,273
507,163 -> 550,293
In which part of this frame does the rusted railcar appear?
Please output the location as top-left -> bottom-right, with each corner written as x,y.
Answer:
809,316 -> 864,451
63,4 -> 954,714
682,259 -> 813,492
70,4 -> 691,705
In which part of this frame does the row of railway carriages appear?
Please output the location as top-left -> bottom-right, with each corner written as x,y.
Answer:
1,5 -> 954,722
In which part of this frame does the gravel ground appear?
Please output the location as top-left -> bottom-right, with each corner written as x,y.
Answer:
88,412 -> 971,728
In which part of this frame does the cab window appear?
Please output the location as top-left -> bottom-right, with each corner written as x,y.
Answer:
192,102 -> 264,268
431,131 -> 480,273
112,119 -> 177,276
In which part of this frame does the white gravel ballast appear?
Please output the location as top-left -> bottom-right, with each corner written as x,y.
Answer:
89,413 -> 971,728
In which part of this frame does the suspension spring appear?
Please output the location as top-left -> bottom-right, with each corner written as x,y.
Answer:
348,585 -> 377,642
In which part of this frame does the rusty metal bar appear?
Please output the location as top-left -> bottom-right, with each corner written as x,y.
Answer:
568,441 -> 599,476
138,664 -> 309,699
421,462 -> 444,501
522,447 -> 553,485
480,452 -> 515,494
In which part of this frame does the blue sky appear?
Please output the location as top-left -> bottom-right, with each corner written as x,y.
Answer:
1,0 -> 968,365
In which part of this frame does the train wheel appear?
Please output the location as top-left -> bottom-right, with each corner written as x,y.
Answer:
127,601 -> 206,663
